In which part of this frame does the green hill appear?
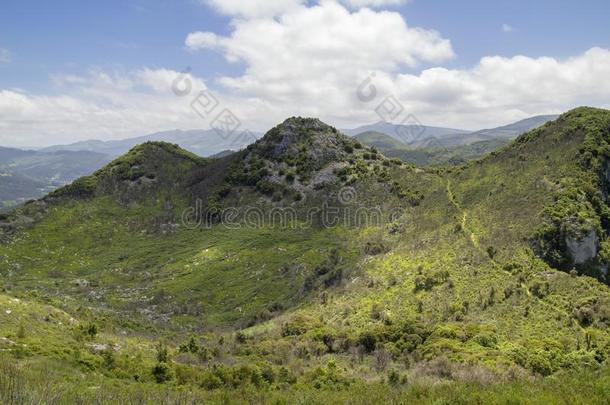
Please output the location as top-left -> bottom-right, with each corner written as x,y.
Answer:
1,109 -> 610,403
354,130 -> 510,166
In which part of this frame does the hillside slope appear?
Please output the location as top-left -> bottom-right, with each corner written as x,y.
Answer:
1,109 -> 610,402
355,131 -> 509,166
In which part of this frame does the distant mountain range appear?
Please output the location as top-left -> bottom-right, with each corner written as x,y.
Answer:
0,146 -> 111,207
343,122 -> 471,144
0,129 -> 263,208
345,114 -> 558,149
39,128 -> 263,158
0,114 -> 558,207
350,115 -> 559,165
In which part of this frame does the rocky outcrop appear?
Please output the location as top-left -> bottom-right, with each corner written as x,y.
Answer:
566,230 -> 598,264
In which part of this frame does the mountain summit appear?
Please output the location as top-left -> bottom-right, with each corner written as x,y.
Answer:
253,117 -> 352,164
50,141 -> 208,202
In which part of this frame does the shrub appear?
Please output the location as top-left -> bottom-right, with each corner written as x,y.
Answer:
199,370 -> 223,389
281,315 -> 317,337
16,324 -> 26,339
473,333 -> 498,348
308,360 -> 351,389
156,343 -> 169,363
486,246 -> 497,260
374,347 -> 391,371
278,366 -> 297,384
179,336 -> 200,354
83,323 -> 98,339
371,303 -> 383,320
530,281 -> 549,298
414,270 -> 450,293
235,331 -> 248,344
101,349 -> 116,370
573,306 -> 595,326
364,241 -> 389,255
261,364 -> 276,384
358,331 -> 378,353
388,369 -> 400,385
527,352 -> 553,376
152,362 -> 173,383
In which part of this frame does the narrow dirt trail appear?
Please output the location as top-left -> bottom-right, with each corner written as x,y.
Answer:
445,180 -> 582,332
446,179 -> 479,249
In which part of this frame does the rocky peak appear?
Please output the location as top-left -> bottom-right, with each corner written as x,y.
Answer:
250,117 -> 356,166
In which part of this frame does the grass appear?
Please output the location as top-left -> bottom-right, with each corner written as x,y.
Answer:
1,108 -> 610,402
355,131 -> 510,166
1,355 -> 610,404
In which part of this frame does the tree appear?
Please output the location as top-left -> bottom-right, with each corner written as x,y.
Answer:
152,362 -> 172,383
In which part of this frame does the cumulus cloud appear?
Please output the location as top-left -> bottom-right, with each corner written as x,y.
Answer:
2,48 -> 610,147
185,32 -> 222,51
2,1 -> 610,147
202,0 -> 408,17
184,0 -> 610,130
187,1 -> 454,73
502,23 -> 513,32
388,47 -> 610,128
184,1 -> 454,128
0,69 -> 212,147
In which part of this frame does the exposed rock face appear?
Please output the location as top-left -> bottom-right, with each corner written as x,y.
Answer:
566,230 -> 598,264
258,117 -> 352,168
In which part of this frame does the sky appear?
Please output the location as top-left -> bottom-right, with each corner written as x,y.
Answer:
1,0 -> 609,147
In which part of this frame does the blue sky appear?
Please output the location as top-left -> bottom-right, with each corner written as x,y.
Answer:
2,0 -> 609,90
1,0 -> 609,146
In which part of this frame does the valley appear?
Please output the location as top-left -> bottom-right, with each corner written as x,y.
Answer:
0,108 -> 609,403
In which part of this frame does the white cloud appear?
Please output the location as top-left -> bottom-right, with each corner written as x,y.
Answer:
0,49 -> 10,64
202,0 -> 408,18
185,32 -> 222,51
202,0 -> 306,18
187,1 -> 454,71
502,23 -> 513,32
0,69 -> 211,147
387,47 -> 610,129
182,0 -> 610,130
2,48 -> 610,147
136,68 -> 206,94
184,1 -> 454,130
2,1 -> 610,148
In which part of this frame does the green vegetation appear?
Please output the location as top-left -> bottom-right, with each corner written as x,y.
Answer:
354,131 -> 509,166
1,109 -> 610,402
